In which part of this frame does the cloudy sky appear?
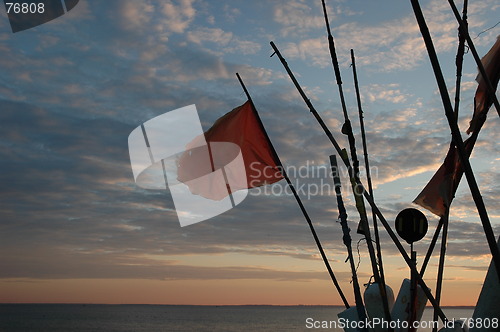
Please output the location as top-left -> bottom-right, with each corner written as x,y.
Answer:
0,0 -> 499,306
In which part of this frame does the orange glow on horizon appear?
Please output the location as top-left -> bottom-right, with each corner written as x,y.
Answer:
0,275 -> 484,306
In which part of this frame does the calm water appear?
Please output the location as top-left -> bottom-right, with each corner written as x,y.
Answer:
0,304 -> 474,332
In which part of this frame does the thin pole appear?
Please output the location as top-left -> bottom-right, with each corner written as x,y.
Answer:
330,155 -> 367,327
269,41 -> 448,323
320,0 -> 348,120
320,4 -> 389,320
453,0 -> 468,120
236,72 -> 350,309
432,209 -> 450,332
350,48 -> 392,327
409,245 -> 418,332
447,0 -> 500,119
420,217 -> 444,277
351,48 -> 386,289
410,0 -> 500,282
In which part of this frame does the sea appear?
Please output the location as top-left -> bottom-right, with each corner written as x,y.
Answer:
0,304 -> 475,332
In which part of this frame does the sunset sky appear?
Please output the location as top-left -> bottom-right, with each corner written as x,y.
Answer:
0,0 -> 499,307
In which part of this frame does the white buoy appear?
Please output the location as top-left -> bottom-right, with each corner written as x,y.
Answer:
391,278 -> 428,332
338,306 -> 363,332
364,282 -> 395,331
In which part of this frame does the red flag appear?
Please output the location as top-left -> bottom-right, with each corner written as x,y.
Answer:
467,35 -> 500,134
177,101 -> 283,200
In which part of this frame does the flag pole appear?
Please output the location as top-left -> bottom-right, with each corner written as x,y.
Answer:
452,0 -> 468,120
432,208 -> 450,332
447,0 -> 500,119
330,154 -> 367,324
269,41 -> 449,323
410,0 -> 500,282
350,48 -> 387,289
235,72 -> 351,309
420,217 -> 444,276
350,48 -> 393,327
319,4 -> 389,320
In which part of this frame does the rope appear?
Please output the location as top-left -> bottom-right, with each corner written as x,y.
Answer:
475,20 -> 500,39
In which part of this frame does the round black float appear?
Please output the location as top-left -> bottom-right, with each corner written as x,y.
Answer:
395,208 -> 428,244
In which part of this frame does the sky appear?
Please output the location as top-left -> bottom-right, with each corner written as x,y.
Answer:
0,0 -> 499,307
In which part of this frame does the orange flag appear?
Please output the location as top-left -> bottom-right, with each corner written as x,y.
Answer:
413,138 -> 475,217
467,35 -> 500,134
177,101 -> 284,200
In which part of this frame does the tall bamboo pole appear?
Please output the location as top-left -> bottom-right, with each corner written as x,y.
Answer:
420,217 -> 444,277
432,209 -> 449,332
236,72 -> 350,309
351,48 -> 386,290
330,155 -> 367,327
453,0 -> 467,120
320,0 -> 376,275
447,0 -> 500,119
320,2 -> 391,323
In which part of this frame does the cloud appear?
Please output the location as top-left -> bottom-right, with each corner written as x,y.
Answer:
273,0 -> 324,37
187,27 -> 261,55
120,1 -> 155,30
281,38 -> 328,67
0,248 -> 358,281
187,27 -> 232,45
223,4 -> 241,23
365,83 -> 412,104
161,0 -> 196,34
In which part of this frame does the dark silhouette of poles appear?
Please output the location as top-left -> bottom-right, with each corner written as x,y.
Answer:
447,0 -> 500,118
453,0 -> 467,119
432,209 -> 450,332
351,48 -> 386,292
419,218 -> 444,277
269,40 -> 448,323
320,1 -> 391,323
410,0 -> 500,283
330,155 -> 367,329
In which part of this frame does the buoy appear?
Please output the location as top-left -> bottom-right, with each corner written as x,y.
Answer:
391,278 -> 428,332
338,306 -> 362,332
364,282 -> 395,331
